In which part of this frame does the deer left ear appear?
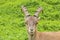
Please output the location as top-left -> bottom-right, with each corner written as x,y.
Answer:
38,17 -> 41,20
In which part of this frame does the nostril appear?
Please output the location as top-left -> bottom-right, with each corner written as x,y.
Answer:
31,29 -> 33,31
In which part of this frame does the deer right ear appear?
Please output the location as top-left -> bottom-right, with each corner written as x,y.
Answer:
21,5 -> 30,17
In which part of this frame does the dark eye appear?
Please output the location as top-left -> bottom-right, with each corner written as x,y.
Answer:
25,22 -> 28,25
36,22 -> 38,24
34,15 -> 38,18
26,15 -> 30,17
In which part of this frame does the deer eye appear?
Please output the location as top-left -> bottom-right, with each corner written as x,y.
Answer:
26,15 -> 30,17
34,15 -> 38,18
36,22 -> 38,24
25,22 -> 28,25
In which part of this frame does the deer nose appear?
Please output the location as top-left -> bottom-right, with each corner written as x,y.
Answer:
30,29 -> 33,31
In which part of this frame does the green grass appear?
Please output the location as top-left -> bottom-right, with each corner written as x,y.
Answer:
0,0 -> 60,40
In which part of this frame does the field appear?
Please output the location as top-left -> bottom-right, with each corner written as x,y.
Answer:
0,0 -> 60,40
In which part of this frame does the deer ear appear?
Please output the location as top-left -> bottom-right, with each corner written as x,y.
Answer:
21,5 -> 30,16
38,17 -> 41,20
34,7 -> 42,17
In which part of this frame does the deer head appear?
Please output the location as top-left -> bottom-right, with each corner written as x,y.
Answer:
21,5 -> 42,35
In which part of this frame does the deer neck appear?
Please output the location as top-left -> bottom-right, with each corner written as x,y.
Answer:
28,31 -> 37,40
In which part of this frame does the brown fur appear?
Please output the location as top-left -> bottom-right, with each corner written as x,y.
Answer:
21,6 -> 60,40
26,16 -> 60,40
35,31 -> 60,40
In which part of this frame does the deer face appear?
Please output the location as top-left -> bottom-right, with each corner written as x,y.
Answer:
21,5 -> 42,35
25,15 -> 38,35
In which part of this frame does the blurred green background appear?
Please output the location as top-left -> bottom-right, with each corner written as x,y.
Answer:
0,0 -> 60,40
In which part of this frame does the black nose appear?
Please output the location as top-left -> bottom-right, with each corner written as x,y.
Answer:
31,29 -> 33,31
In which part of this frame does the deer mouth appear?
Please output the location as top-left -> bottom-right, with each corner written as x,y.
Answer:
28,31 -> 35,35
31,31 -> 33,33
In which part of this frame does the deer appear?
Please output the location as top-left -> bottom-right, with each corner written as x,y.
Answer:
21,5 -> 60,40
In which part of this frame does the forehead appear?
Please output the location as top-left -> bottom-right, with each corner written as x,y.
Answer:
26,16 -> 37,22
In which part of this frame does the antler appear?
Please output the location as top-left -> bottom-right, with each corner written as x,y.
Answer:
21,5 -> 30,16
34,7 -> 42,17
